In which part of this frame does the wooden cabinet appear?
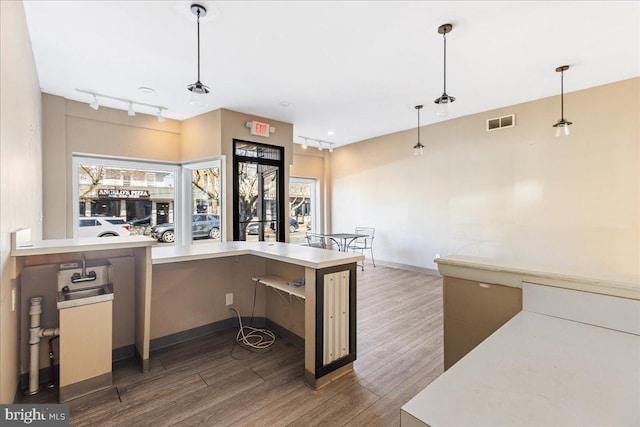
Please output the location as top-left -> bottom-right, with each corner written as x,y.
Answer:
443,276 -> 522,370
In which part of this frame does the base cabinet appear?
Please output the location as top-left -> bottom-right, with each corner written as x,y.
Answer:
443,276 -> 521,370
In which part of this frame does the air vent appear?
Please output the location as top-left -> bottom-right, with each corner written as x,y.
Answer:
486,114 -> 515,131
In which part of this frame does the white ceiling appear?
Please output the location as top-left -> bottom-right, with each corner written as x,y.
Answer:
23,1 -> 639,147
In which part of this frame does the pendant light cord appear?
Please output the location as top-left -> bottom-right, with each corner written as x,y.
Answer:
196,9 -> 201,82
442,32 -> 447,94
560,69 -> 564,120
417,108 -> 421,143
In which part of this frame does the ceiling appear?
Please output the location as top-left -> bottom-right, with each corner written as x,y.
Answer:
23,1 -> 639,147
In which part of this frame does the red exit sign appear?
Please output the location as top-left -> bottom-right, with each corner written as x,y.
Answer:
250,121 -> 271,137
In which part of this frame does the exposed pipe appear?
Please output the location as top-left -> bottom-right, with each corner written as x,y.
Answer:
25,297 -> 59,396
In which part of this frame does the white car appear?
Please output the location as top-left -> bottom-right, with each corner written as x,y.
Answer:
78,216 -> 131,238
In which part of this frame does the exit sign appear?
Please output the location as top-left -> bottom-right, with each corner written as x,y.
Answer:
250,121 -> 270,137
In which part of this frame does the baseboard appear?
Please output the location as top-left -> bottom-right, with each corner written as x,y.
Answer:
374,259 -> 441,276
265,319 -> 304,349
149,316 -> 265,352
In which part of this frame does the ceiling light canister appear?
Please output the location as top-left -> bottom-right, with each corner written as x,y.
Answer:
434,24 -> 455,117
552,65 -> 573,137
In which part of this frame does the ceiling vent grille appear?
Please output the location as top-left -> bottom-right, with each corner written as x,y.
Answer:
486,114 -> 515,131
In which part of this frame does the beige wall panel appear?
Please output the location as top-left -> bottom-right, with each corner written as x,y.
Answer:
181,109 -> 222,161
0,0 -> 43,402
65,116 -> 181,161
219,109 -> 294,240
264,260 -> 306,338
330,78 -> 640,282
42,95 -> 67,239
150,255 -> 267,339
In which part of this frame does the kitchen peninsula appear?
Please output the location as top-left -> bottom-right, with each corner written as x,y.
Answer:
11,235 -> 363,399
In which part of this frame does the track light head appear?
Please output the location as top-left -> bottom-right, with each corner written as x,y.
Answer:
157,108 -> 165,123
128,102 -> 135,116
89,95 -> 100,110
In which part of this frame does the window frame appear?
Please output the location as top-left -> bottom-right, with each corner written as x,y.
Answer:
72,154 -> 225,247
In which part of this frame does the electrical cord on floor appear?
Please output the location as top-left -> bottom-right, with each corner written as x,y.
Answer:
228,279 -> 276,353
228,306 -> 276,350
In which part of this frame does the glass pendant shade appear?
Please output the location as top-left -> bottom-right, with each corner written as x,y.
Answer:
188,80 -> 211,107
434,93 -> 455,117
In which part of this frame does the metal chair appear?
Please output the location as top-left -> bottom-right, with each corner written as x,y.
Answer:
351,227 -> 375,270
305,232 -> 326,249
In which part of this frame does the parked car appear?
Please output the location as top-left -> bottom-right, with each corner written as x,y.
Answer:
247,217 -> 298,235
127,215 -> 151,226
78,216 -> 131,238
151,214 -> 220,243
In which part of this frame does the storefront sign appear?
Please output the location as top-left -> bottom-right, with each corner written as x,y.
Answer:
97,189 -> 150,199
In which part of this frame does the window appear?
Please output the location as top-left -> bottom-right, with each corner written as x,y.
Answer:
290,177 -> 318,244
73,155 -> 224,246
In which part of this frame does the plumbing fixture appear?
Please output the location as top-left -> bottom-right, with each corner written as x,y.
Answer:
25,297 -> 59,395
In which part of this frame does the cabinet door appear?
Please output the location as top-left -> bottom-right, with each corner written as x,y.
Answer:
443,277 -> 521,370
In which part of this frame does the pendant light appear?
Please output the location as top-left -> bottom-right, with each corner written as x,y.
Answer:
434,23 -> 455,117
552,65 -> 572,137
187,4 -> 210,107
413,105 -> 425,156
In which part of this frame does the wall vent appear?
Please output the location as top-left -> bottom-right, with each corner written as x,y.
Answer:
486,114 -> 515,131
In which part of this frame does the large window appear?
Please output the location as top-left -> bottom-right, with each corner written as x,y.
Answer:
73,155 -> 224,246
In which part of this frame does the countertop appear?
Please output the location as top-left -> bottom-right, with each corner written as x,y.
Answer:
436,254 -> 640,300
10,235 -> 156,256
152,241 -> 363,269
401,310 -> 640,426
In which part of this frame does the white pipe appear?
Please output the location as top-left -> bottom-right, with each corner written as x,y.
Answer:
25,297 -> 59,396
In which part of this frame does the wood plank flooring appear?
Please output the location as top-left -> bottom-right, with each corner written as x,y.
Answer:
20,262 -> 443,426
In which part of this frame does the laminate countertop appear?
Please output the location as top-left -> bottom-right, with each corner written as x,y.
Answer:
436,254 -> 639,300
10,235 -> 156,256
152,241 -> 363,269
401,310 -> 640,426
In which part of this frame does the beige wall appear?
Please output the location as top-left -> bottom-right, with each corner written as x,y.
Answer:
0,1 -> 43,403
330,78 -> 640,283
219,109 -> 294,240
42,95 -> 182,238
291,147 -> 330,233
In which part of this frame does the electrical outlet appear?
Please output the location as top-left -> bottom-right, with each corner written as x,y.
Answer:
225,293 -> 233,306
434,253 -> 441,259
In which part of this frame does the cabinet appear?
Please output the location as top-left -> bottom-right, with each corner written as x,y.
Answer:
443,276 -> 521,370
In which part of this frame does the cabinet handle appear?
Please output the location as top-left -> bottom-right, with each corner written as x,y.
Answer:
478,283 -> 491,289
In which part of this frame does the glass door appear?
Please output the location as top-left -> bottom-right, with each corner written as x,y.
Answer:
233,140 -> 284,241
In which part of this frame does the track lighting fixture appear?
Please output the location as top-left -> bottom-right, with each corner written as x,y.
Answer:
434,23 -> 455,117
413,105 -> 425,156
553,65 -> 573,137
187,4 -> 211,107
89,95 -> 100,110
76,89 -> 168,123
298,136 -> 335,152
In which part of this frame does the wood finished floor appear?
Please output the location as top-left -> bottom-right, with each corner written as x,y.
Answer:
22,263 -> 443,426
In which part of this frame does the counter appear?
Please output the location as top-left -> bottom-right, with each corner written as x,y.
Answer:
401,310 -> 640,426
152,241 -> 363,268
435,254 -> 639,300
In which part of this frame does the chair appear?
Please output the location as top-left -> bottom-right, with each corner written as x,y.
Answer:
352,227 -> 375,270
305,232 -> 326,249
